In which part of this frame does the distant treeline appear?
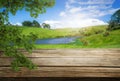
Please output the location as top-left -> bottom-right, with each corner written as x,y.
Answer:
6,20 -> 51,29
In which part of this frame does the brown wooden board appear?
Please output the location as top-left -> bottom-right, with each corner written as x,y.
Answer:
0,49 -> 120,77
0,67 -> 120,77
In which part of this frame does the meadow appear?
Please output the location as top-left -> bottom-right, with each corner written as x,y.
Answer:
19,25 -> 120,48
21,26 -> 81,39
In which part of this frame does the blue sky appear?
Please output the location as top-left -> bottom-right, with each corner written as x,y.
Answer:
9,0 -> 120,29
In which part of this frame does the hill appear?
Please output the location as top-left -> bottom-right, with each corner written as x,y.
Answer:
21,26 -> 81,39
8,25 -> 120,48
21,25 -> 107,39
74,29 -> 120,48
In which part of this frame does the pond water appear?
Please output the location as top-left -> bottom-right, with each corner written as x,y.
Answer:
35,37 -> 77,44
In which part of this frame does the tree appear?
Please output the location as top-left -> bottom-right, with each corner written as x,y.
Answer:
6,22 -> 12,26
0,0 -> 55,71
22,20 -> 41,27
42,23 -> 51,29
22,21 -> 33,27
32,20 -> 41,27
108,9 -> 120,30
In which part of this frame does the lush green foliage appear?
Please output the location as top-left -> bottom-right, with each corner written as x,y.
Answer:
42,23 -> 51,29
108,9 -> 120,30
22,21 -> 33,27
0,0 -> 55,18
32,20 -> 41,27
0,0 -> 55,71
22,20 -> 41,27
0,26 -> 38,71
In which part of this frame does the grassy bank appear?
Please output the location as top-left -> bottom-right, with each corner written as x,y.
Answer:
74,29 -> 120,48
35,29 -> 120,48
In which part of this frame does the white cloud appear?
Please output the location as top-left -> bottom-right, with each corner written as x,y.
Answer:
44,20 -> 61,29
69,7 -> 81,13
60,11 -> 66,16
16,22 -> 22,26
43,0 -> 118,29
11,22 -> 22,26
77,0 -> 115,5
44,18 -> 107,29
69,0 -> 76,4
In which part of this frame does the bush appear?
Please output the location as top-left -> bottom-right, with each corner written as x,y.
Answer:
94,30 -> 104,34
80,38 -> 88,46
103,31 -> 110,37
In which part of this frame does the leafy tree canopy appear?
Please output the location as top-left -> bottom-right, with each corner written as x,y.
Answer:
32,20 -> 41,27
22,21 -> 33,27
108,9 -> 120,30
112,9 -> 120,20
22,20 -> 41,27
42,23 -> 51,29
0,0 -> 55,25
0,0 -> 55,71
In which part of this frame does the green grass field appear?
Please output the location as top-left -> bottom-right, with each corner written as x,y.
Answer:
21,26 -> 81,39
72,29 -> 120,48
21,25 -> 107,38
11,25 -> 120,48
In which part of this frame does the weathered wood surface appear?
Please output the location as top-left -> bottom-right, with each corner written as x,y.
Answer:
0,49 -> 120,77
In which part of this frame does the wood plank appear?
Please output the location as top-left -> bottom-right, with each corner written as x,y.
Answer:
1,53 -> 120,58
22,49 -> 120,54
0,67 -> 120,77
0,57 -> 120,66
0,49 -> 120,58
0,49 -> 120,77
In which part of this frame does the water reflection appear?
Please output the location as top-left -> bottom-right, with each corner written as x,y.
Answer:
35,37 -> 77,44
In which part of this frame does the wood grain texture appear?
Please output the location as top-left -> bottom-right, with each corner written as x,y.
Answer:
0,67 -> 120,77
0,57 -> 120,66
0,49 -> 120,77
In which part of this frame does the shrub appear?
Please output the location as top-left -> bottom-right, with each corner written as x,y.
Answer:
80,38 -> 88,46
95,30 -> 104,34
103,31 -> 110,37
